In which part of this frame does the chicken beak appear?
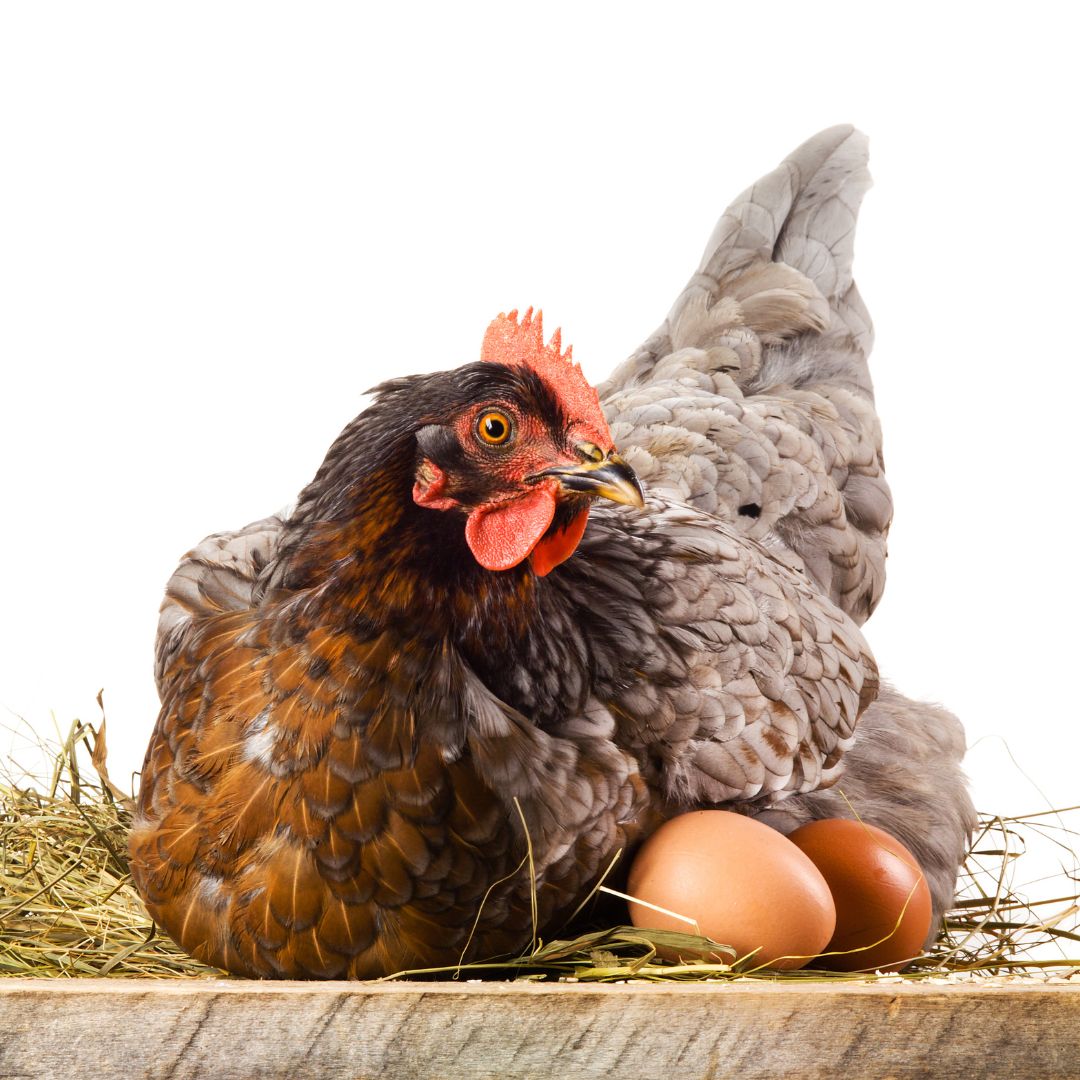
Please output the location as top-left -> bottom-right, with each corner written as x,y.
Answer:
528,446 -> 645,508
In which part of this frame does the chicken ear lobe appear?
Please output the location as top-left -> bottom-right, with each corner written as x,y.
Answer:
464,486 -> 557,572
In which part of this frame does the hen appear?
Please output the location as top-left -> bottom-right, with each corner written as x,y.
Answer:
131,126 -> 976,978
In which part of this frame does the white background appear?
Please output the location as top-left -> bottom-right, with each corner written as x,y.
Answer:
2,3 -> 1076,837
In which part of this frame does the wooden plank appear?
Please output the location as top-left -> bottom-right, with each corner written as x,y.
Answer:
0,979 -> 1077,1080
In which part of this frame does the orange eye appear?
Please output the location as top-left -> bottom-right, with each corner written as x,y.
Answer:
477,410 -> 512,445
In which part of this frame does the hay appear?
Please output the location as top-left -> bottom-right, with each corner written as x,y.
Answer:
1,716 -> 1077,982
0,717 -> 218,978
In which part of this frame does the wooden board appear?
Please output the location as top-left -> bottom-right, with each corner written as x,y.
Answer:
1,978 -> 1078,1080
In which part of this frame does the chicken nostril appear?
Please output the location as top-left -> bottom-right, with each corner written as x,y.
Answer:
738,503 -> 762,519
575,441 -> 605,463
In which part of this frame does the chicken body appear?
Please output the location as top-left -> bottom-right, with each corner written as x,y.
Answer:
131,127 -> 975,978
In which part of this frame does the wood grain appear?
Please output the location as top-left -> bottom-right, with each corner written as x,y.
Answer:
1,979 -> 1077,1080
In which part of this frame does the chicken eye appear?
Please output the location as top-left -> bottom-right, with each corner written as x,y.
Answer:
477,410 -> 512,445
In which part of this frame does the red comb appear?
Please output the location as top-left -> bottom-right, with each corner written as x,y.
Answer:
481,307 -> 571,370
480,308 -> 610,447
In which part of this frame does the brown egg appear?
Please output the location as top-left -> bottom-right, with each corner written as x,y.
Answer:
626,810 -> 836,970
788,819 -> 933,972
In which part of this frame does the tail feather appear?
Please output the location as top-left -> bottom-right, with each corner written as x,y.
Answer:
602,124 -> 873,395
600,125 -> 891,623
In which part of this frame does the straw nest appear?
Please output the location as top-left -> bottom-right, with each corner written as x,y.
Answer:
2,711 -> 1078,982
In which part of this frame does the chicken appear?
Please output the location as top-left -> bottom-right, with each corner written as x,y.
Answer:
130,126 -> 976,979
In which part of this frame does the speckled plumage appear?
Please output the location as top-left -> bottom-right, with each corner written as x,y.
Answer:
600,126 -> 887,622
132,127 -> 975,978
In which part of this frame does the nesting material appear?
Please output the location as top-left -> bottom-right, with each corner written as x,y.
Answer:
0,719 -> 218,979
1,718 -> 1077,982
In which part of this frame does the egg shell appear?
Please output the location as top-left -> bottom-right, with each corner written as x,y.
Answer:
627,810 -> 836,970
788,819 -> 933,972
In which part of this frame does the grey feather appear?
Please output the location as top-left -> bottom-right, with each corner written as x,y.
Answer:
154,514 -> 285,696
749,684 -> 977,941
600,124 -> 889,624
147,128 -> 976,962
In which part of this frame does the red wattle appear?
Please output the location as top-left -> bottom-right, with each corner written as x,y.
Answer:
530,508 -> 589,577
465,486 -> 557,572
